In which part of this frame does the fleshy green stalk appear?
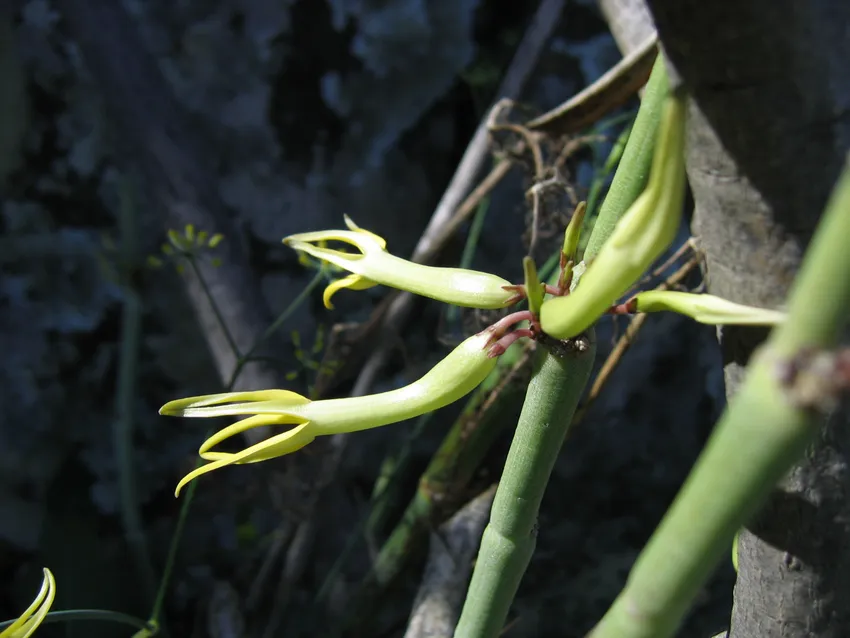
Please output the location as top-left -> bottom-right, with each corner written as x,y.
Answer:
584,118 -> 633,222
588,155 -> 850,637
454,332 -> 597,638
337,341 -> 532,635
583,53 -> 669,261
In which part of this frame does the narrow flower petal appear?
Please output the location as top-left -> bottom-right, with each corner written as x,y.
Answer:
201,422 -> 315,464
163,331 -> 501,495
323,272 -> 378,309
1,568 -> 55,638
175,424 -> 316,496
284,218 -> 515,309
342,214 -> 387,247
198,414 -> 308,459
632,290 -> 786,325
159,389 -> 310,418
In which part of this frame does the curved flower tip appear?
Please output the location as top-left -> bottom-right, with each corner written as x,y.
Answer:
284,216 -> 517,309
321,272 -> 379,309
162,332 -> 505,495
1,568 -> 56,638
632,290 -> 786,325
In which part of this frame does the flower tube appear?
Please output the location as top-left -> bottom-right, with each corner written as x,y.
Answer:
161,330 -> 510,495
626,290 -> 786,325
284,216 -> 517,309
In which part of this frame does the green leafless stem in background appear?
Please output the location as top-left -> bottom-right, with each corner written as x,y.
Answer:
588,155 -> 850,638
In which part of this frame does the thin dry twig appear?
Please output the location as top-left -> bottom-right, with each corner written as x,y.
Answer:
487,101 -> 547,180
526,32 -> 658,135
596,0 -> 657,57
423,159 -> 515,268
525,171 -> 567,257
414,0 -> 570,261
403,486 -> 497,638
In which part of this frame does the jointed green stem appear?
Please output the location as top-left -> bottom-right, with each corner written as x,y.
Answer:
338,342 -> 532,634
588,156 -> 850,637
583,54 -> 669,261
454,333 -> 596,638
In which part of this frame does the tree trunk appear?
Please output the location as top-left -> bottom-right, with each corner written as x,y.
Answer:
644,1 -> 850,636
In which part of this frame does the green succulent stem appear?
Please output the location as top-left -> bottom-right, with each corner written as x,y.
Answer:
583,53 -> 669,261
584,118 -> 633,221
454,332 -> 596,638
588,155 -> 850,638
338,341 -> 532,635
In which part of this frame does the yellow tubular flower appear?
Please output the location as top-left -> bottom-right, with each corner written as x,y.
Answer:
284,215 -> 516,309
631,290 -> 786,325
161,331 -> 502,496
540,90 -> 687,339
1,569 -> 56,638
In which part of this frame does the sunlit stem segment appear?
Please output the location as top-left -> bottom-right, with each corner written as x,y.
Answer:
583,54 -> 670,261
454,331 -> 596,638
588,155 -> 850,638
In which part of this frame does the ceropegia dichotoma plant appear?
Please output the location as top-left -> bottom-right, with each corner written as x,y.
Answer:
155,50 -> 834,638
161,66 -> 782,497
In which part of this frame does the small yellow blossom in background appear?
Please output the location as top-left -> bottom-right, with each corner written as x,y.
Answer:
161,329 -> 519,496
284,215 -> 518,309
147,224 -> 224,271
1,568 -> 55,638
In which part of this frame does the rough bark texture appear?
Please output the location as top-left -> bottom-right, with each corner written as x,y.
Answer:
645,1 -> 850,636
596,0 -> 656,56
403,487 -> 495,638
